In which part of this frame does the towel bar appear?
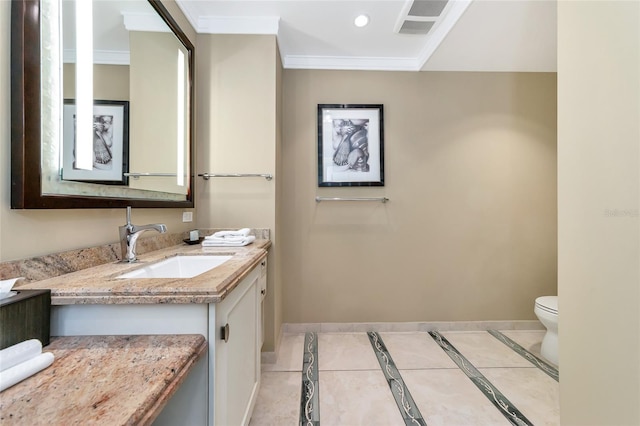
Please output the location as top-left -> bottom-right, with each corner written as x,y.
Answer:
198,173 -> 273,181
124,173 -> 177,179
315,196 -> 389,203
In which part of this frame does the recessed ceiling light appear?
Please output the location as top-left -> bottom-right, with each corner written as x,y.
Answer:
354,14 -> 369,28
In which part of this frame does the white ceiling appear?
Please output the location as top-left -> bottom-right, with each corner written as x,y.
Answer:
176,0 -> 557,72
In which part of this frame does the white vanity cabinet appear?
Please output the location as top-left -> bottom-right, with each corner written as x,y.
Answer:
214,266 -> 261,426
49,258 -> 266,426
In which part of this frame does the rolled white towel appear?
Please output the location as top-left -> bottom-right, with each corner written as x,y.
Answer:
0,339 -> 42,372
0,352 -> 54,392
211,228 -> 251,239
202,235 -> 255,247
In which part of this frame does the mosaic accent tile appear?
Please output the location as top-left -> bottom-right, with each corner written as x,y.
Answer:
300,332 -> 320,426
429,331 -> 533,426
367,332 -> 426,426
488,330 -> 559,381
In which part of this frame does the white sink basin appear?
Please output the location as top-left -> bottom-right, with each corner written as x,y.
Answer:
117,255 -> 233,279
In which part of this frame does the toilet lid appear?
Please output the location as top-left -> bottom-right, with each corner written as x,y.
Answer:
535,296 -> 558,314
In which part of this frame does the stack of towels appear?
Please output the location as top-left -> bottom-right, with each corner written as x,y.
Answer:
0,339 -> 54,392
202,228 -> 255,247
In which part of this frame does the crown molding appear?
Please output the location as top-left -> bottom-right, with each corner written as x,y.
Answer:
174,0 -> 472,71
283,55 -> 420,71
196,16 -> 280,35
121,12 -> 171,32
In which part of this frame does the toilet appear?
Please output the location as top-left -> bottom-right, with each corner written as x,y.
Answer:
534,296 -> 558,366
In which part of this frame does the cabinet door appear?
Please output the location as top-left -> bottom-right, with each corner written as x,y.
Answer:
215,271 -> 260,426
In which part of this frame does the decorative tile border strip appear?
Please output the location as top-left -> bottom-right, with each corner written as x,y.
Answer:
367,332 -> 427,426
428,331 -> 533,426
300,332 -> 320,426
487,330 -> 559,382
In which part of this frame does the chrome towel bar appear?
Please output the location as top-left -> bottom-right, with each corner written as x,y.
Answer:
315,196 -> 389,203
124,173 -> 177,179
198,173 -> 273,181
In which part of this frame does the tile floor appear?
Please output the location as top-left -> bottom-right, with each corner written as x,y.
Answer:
250,330 -> 559,426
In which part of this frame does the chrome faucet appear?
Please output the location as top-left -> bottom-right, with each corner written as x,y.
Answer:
119,206 -> 167,263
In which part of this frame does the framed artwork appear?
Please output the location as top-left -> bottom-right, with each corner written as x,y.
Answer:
317,104 -> 384,187
62,99 -> 129,185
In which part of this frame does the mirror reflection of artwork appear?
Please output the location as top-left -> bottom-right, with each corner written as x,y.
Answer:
71,114 -> 115,170
62,100 -> 129,185
318,104 -> 384,187
92,115 -> 114,170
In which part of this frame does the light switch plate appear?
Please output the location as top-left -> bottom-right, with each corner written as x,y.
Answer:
182,211 -> 193,222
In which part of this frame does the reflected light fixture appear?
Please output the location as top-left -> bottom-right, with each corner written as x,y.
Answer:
75,0 -> 93,170
354,14 -> 369,27
176,49 -> 185,187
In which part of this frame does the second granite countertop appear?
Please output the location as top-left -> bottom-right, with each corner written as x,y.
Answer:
15,240 -> 270,305
0,334 -> 208,425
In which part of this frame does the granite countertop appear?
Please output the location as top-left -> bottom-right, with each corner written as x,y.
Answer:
0,334 -> 207,425
15,240 -> 270,305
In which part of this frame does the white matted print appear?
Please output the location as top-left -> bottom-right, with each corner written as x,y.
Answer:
62,100 -> 129,185
318,104 -> 384,187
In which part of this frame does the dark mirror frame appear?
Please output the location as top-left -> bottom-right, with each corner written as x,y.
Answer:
11,0 -> 195,209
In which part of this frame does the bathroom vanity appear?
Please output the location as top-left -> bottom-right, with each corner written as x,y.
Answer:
15,241 -> 270,426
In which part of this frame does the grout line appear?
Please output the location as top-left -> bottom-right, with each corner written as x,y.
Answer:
428,331 -> 534,426
367,332 -> 427,426
487,330 -> 559,382
299,332 -> 320,426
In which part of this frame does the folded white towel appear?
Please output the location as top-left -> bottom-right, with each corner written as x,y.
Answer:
0,339 -> 42,372
0,352 -> 54,392
205,235 -> 246,243
202,235 -> 255,247
210,228 -> 251,239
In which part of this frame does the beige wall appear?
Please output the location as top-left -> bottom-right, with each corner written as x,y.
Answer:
195,35 -> 277,229
282,70 -> 557,323
195,34 -> 281,351
129,32 -> 188,195
63,64 -> 129,100
0,1 -> 195,262
274,46 -> 284,351
558,1 -> 640,424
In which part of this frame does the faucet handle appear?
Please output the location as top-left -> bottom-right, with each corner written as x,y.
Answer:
125,206 -> 132,226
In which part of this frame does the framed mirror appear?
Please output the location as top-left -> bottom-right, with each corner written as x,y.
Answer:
11,0 -> 194,208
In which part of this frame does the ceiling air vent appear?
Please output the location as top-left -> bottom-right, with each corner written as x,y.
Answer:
396,0 -> 449,36
399,20 -> 435,35
408,0 -> 448,18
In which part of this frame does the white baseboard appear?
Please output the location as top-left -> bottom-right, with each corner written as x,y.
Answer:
281,320 -> 543,334
261,326 -> 283,364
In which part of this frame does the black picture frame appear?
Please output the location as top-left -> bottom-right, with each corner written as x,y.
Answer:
61,99 -> 130,185
317,104 -> 384,187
